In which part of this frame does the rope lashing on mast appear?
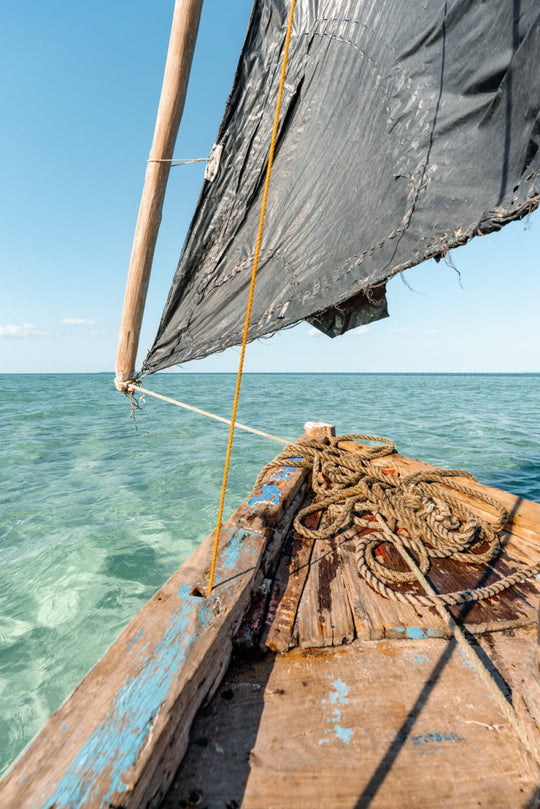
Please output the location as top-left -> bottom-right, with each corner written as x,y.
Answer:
147,157 -> 209,166
129,384 -> 289,445
259,433 -> 540,765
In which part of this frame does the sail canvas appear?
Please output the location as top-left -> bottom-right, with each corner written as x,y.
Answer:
143,0 -> 540,374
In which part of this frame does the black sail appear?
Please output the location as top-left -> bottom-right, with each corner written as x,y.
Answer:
142,0 -> 540,374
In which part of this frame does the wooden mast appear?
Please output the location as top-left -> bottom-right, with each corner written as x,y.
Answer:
115,0 -> 204,392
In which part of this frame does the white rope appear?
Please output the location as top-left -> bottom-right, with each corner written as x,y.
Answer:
147,157 -> 209,166
130,384 -> 289,445
374,514 -> 540,767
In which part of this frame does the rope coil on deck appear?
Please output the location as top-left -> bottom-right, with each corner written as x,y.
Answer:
260,433 -> 540,765
258,434 -> 540,608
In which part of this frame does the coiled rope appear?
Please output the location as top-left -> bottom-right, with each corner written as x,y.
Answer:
260,432 -> 540,764
259,433 -> 540,609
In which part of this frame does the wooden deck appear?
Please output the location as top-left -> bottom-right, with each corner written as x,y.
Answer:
246,440 -> 540,653
161,631 -> 540,809
2,434 -> 540,808
160,440 -> 540,808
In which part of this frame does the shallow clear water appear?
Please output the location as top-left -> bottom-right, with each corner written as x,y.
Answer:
1,372 -> 539,773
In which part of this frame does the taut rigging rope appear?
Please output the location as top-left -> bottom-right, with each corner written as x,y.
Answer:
129,384 -> 289,445
207,0 -> 297,595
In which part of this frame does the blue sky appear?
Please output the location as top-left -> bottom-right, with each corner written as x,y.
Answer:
1,1 -> 538,374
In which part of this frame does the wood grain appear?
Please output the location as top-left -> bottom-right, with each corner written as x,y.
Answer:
162,631 -> 539,808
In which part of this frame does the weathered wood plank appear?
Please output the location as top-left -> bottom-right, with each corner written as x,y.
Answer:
295,536 -> 356,648
162,631 -> 539,808
263,505 -> 322,653
263,531 -> 314,652
337,532 -> 377,639
336,531 -> 540,641
236,483 -> 307,648
0,463 -> 306,809
328,441 -> 540,638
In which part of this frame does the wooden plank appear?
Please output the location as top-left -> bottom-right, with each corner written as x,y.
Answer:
236,482 -> 307,648
162,631 -> 538,808
263,504 -> 322,653
338,539 -> 540,641
263,531 -> 314,652
0,463 -> 306,809
337,532 -> 377,639
327,442 -> 540,638
295,536 -> 356,649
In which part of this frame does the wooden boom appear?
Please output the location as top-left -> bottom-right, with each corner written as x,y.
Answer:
115,0 -> 204,391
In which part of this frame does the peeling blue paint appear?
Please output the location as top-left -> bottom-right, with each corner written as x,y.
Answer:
320,680 -> 354,745
44,584 -> 216,808
330,680 -> 349,705
411,731 -> 465,747
271,465 -> 296,481
459,648 -> 477,672
220,528 -> 261,572
335,726 -> 354,744
406,627 -> 426,639
414,654 -> 429,665
246,484 -> 281,508
39,525 -> 269,809
393,626 -> 442,639
128,629 -> 144,649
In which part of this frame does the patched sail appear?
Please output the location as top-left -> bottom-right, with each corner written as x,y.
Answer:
142,0 -> 540,374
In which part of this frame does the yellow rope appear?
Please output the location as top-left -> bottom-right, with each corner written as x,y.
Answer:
207,0 -> 297,595
130,384 -> 289,444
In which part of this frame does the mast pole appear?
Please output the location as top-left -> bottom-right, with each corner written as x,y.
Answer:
115,0 -> 204,392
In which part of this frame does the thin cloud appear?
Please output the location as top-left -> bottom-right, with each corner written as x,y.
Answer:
0,323 -> 52,339
61,317 -> 96,326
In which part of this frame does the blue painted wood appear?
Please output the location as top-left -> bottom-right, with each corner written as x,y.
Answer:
0,462 -> 306,809
45,581 -> 218,808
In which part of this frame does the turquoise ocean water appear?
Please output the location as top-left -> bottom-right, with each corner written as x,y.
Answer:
1,372 -> 539,773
